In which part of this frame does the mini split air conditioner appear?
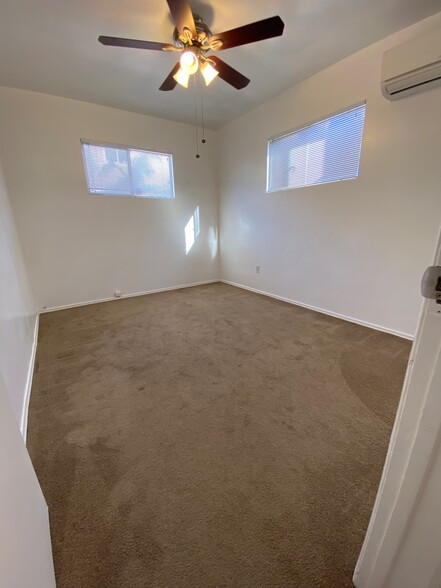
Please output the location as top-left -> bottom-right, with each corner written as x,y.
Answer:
381,24 -> 441,100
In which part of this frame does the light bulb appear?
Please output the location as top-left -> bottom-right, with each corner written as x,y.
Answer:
201,61 -> 219,86
180,50 -> 199,75
173,67 -> 189,88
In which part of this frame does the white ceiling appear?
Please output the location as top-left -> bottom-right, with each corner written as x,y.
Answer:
0,0 -> 439,128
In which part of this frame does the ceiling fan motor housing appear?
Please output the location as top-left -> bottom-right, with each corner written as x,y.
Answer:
173,14 -> 212,50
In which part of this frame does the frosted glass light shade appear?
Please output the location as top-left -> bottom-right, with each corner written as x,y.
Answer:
173,67 -> 190,88
201,61 -> 219,86
180,50 -> 199,75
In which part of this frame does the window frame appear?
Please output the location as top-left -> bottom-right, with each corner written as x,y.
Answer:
80,139 -> 176,199
266,101 -> 366,193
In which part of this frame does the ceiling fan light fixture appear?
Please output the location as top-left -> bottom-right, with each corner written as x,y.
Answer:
180,49 -> 199,75
201,61 -> 219,86
99,1 -> 285,92
173,67 -> 190,88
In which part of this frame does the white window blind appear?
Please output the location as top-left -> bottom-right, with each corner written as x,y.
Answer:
267,104 -> 366,192
81,142 -> 175,199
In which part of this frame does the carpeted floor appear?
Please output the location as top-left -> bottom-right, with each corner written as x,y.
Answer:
28,282 -> 410,588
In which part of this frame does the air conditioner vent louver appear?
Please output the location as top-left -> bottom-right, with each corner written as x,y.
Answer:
381,24 -> 441,101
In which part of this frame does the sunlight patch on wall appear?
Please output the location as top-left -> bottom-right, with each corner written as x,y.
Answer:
207,226 -> 218,260
185,207 -> 200,254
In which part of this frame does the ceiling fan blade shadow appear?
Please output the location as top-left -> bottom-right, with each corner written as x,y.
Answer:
159,62 -> 181,91
166,0 -> 196,37
210,16 -> 284,51
98,36 -> 175,51
210,56 -> 250,90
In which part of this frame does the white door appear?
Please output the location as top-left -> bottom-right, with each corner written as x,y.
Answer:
354,228 -> 441,588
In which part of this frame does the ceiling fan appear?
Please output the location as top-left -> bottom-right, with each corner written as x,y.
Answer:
98,0 -> 285,91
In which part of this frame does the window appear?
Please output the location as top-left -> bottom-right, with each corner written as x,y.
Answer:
81,141 -> 175,199
267,103 -> 366,192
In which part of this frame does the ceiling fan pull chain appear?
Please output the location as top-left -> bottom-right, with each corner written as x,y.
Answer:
199,73 -> 206,145
194,76 -> 200,158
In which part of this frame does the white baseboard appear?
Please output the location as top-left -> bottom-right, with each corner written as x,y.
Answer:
42,278 -> 414,339
221,280 -> 414,341
21,313 -> 40,442
40,279 -> 221,313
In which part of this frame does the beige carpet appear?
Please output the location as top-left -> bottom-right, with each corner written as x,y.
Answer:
28,282 -> 410,587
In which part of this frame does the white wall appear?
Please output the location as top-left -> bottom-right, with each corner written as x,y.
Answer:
0,158 -> 36,429
0,373 -> 55,588
0,87 -> 219,310
0,160 -> 55,586
219,12 -> 441,339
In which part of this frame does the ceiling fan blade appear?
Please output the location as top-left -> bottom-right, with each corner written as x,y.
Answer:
159,62 -> 181,91
99,36 -> 175,51
209,16 -> 284,51
209,56 -> 250,90
166,0 -> 196,38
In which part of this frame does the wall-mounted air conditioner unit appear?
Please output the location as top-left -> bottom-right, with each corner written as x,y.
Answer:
381,24 -> 441,100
